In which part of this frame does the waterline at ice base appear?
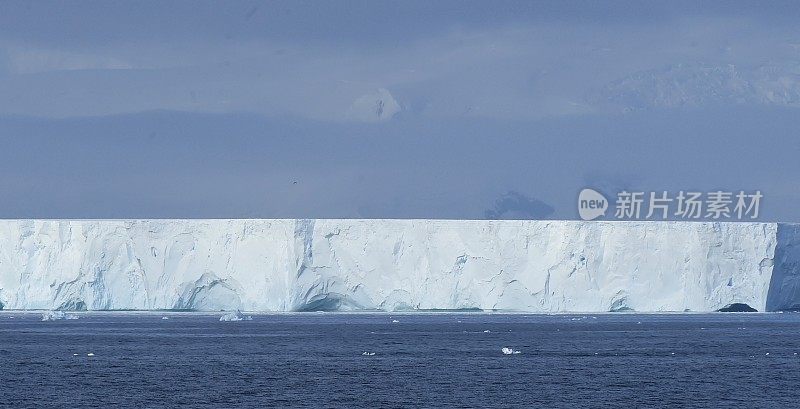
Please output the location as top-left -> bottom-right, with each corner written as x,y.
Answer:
1,219 -> 798,313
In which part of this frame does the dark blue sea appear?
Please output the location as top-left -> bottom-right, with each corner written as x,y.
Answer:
1,312 -> 799,408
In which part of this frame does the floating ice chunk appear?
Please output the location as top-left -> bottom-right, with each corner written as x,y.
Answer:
391,319 -> 399,323
87,353 -> 95,357
219,310 -> 253,322
41,311 -> 66,321
362,352 -> 376,356
766,352 -> 770,356
72,353 -> 78,356
483,330 -> 491,333
161,316 -> 169,320
65,314 -> 79,320
501,347 -> 521,355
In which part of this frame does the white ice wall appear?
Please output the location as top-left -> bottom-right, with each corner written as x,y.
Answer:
0,219 -> 796,312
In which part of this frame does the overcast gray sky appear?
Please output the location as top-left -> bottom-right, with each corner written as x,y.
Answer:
1,1 -> 799,220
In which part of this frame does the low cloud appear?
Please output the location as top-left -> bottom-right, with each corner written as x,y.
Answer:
3,8 -> 800,120
6,48 -> 133,74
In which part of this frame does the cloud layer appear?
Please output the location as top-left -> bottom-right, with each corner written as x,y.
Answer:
0,1 -> 798,220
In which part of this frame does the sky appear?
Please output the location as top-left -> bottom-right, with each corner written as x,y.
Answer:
0,0 -> 799,220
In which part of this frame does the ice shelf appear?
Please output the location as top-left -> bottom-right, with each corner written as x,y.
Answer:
0,219 -> 798,312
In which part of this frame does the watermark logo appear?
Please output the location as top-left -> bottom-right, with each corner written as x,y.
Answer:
578,189 -> 762,221
578,188 -> 609,221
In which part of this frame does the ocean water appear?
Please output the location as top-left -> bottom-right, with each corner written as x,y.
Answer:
1,312 -> 799,408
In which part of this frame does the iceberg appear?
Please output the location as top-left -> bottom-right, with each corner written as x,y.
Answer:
41,311 -> 66,321
219,310 -> 252,322
0,219 -> 799,312
41,311 -> 78,321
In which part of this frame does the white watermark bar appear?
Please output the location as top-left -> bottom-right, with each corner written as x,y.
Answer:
579,189 -> 762,221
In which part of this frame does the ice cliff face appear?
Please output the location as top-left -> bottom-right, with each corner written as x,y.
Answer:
0,219 -> 798,312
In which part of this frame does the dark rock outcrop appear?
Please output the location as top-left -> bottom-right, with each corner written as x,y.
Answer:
716,303 -> 757,312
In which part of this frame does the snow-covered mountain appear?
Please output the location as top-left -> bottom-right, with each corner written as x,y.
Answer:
0,219 -> 798,312
595,62 -> 800,112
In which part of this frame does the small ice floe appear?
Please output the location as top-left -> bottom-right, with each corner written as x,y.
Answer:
391,319 -> 400,323
361,352 -> 376,356
766,352 -> 770,356
72,353 -> 78,356
570,318 -> 581,321
501,347 -> 521,355
41,311 -> 80,321
161,316 -> 169,320
483,330 -> 491,333
41,311 -> 66,321
219,310 -> 253,322
670,352 -> 675,355
87,353 -> 95,357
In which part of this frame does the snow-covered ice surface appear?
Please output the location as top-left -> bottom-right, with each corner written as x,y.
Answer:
0,219 -> 799,312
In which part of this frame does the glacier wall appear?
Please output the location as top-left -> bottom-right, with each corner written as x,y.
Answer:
0,219 -> 798,312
